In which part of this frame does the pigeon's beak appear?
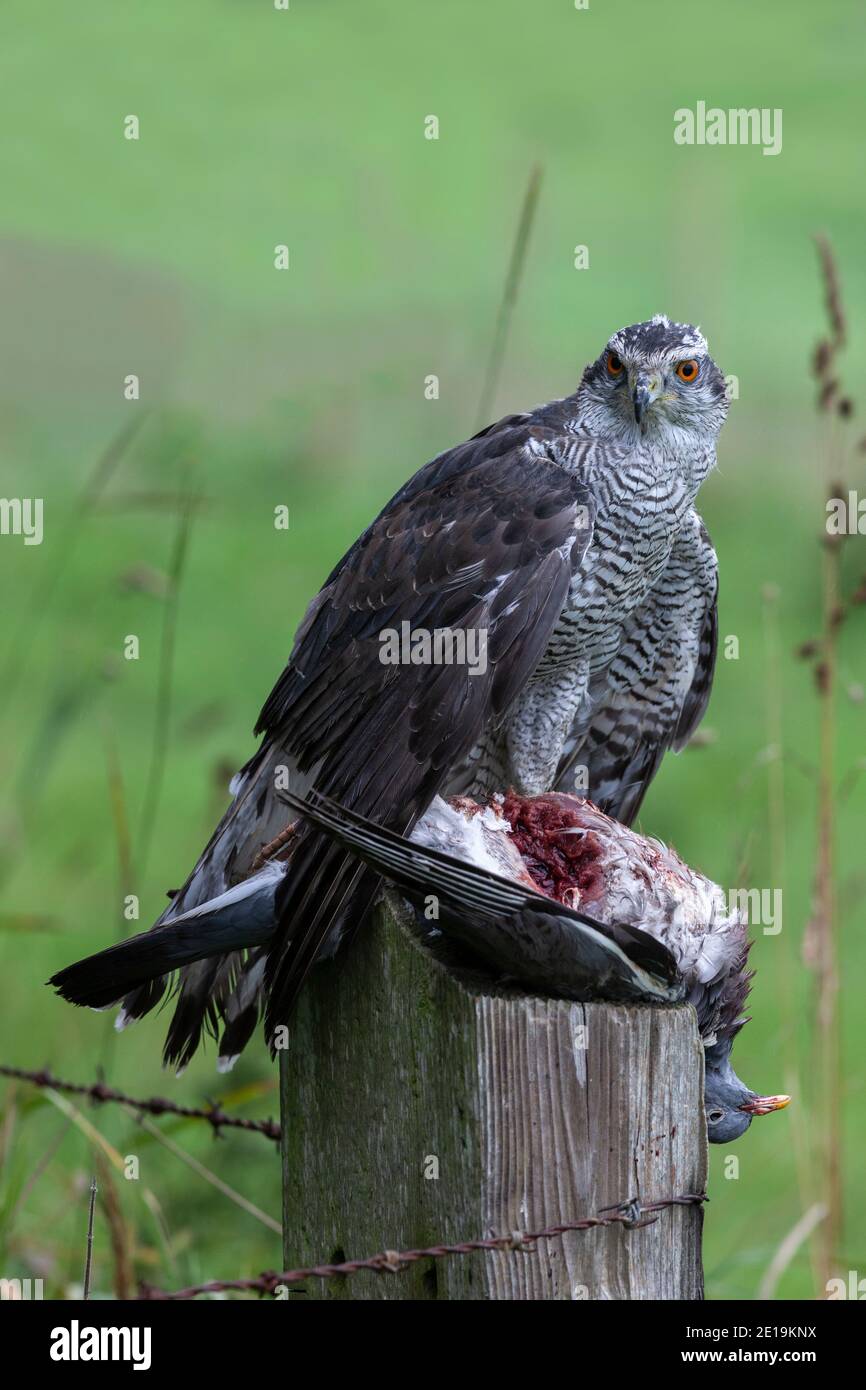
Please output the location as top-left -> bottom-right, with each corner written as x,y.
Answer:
738,1094 -> 791,1117
631,373 -> 660,434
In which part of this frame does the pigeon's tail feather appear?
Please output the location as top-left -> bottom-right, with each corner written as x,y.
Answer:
282,790 -> 684,1005
49,864 -> 282,1023
50,920 -> 231,1013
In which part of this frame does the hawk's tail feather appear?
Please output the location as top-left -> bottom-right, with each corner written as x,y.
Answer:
161,951 -> 248,1073
261,818 -> 381,1051
218,950 -> 269,1070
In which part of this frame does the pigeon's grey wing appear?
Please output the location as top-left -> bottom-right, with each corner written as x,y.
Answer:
257,425 -> 599,1042
555,509 -> 718,825
281,789 -> 684,1005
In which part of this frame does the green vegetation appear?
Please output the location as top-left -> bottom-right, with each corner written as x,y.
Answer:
0,0 -> 864,1300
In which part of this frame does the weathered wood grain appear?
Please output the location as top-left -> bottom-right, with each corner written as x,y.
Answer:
281,893 -> 707,1299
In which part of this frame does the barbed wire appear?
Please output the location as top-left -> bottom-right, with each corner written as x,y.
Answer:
2,1064 -> 706,1298
0,1064 -> 280,1144
138,1193 -> 708,1299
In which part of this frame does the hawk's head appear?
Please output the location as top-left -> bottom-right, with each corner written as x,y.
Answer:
578,314 -> 729,447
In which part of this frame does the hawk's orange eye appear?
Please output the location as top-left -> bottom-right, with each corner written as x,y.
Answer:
676,359 -> 699,382
607,352 -> 624,377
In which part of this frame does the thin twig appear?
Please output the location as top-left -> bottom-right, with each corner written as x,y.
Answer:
9,1118 -> 73,1223
133,1114 -> 280,1235
761,586 -> 813,1253
0,1065 -> 280,1143
758,1202 -> 828,1302
95,1151 -> 134,1301
0,413 -> 148,713
83,1175 -> 98,1300
475,163 -> 543,431
814,233 -> 846,350
40,1086 -> 178,1279
95,490 -> 212,515
806,233 -> 849,1289
104,724 -> 135,934
136,483 -> 196,873
139,1193 -> 707,1299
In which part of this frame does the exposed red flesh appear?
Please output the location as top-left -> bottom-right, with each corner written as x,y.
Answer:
500,792 -> 605,908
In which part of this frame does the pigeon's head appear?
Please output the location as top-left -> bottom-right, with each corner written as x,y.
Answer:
704,1040 -> 790,1144
578,314 -> 729,447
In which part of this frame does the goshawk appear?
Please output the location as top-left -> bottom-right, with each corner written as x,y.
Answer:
52,315 -> 730,1079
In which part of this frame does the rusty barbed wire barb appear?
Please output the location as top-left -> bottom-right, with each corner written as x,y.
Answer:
597,1195 -> 659,1230
0,1064 -> 280,1143
138,1193 -> 708,1299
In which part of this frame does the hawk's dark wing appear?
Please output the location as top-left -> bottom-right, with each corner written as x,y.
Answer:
555,510 -> 717,824
257,424 -> 596,1041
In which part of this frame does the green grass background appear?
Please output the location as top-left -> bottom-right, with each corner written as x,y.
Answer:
1,0 -> 865,1299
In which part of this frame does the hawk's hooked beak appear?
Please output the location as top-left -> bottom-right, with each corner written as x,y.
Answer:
631,372 -> 660,434
738,1094 -> 791,1117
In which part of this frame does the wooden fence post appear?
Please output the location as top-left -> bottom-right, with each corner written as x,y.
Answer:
280,894 -> 708,1300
